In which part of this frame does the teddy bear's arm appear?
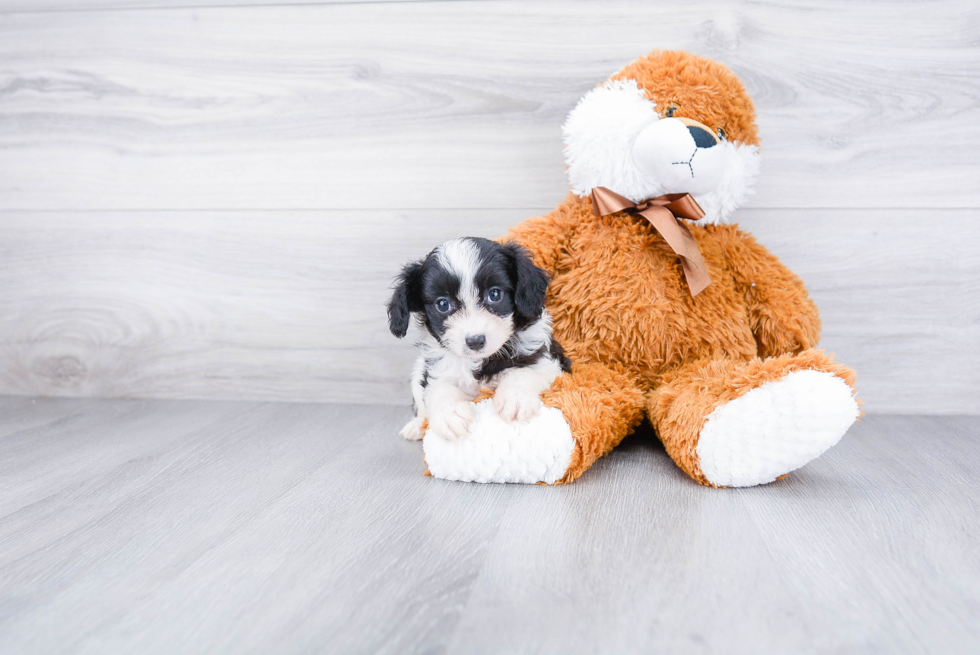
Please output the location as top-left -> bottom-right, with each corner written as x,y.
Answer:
717,228 -> 821,357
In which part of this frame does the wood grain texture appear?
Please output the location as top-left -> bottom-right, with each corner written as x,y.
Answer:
0,0 -> 413,11
1,209 -> 976,413
0,0 -> 977,411
1,0 -> 978,210
1,398 -> 978,653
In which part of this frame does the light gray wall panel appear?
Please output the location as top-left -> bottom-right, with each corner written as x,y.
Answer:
0,209 -> 975,413
0,0 -> 975,411
0,0 -> 403,10
0,0 -> 977,210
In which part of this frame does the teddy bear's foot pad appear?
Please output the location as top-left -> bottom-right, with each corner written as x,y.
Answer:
423,398 -> 575,484
696,369 -> 859,487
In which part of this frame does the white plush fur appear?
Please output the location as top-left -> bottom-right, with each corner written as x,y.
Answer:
563,79 -> 662,204
562,78 -> 760,224
423,399 -> 575,484
632,117 -> 729,196
696,370 -> 860,487
697,139 -> 760,225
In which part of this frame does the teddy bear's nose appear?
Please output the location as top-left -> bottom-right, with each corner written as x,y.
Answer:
687,124 -> 718,149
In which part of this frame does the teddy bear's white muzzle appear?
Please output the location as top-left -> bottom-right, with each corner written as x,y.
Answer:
632,117 -> 727,196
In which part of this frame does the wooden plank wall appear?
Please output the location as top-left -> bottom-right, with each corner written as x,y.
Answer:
0,0 -> 977,413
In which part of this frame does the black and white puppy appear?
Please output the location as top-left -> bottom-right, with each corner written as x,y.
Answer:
388,237 -> 571,441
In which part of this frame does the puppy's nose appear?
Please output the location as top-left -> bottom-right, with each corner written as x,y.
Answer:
465,335 -> 486,351
686,123 -> 718,149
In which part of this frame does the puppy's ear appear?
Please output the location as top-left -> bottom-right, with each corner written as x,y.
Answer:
387,261 -> 424,338
501,241 -> 549,322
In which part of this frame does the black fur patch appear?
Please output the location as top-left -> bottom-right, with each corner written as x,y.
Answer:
386,260 -> 424,338
473,339 -> 572,384
419,260 -> 462,341
499,241 -> 549,330
474,346 -> 547,383
549,339 -> 573,374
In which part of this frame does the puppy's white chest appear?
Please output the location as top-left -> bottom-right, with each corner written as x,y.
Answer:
428,353 -> 481,396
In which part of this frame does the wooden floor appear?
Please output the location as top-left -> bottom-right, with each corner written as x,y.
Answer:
0,398 -> 977,653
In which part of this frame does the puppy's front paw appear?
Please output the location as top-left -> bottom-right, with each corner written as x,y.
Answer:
428,401 -> 475,441
399,416 -> 426,441
493,387 -> 543,423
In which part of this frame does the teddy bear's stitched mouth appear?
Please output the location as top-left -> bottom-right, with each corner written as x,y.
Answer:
672,147 -> 699,177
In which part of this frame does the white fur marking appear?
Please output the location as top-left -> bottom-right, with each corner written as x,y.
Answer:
501,312 -> 553,358
696,370 -> 859,487
437,238 -> 480,308
443,307 -> 513,361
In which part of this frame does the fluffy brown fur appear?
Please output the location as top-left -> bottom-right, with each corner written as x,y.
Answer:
496,51 -> 856,485
540,363 -> 646,484
611,49 -> 760,147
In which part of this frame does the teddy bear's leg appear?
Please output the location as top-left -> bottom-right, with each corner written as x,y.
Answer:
647,349 -> 859,487
422,363 -> 646,484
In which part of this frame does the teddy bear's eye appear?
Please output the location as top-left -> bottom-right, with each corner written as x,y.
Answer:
664,105 -> 678,118
716,127 -> 726,140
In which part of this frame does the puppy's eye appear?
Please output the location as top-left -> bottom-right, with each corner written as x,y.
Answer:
435,298 -> 452,313
486,287 -> 503,303
716,127 -> 726,140
664,104 -> 678,118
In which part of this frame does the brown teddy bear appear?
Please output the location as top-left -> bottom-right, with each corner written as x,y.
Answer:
421,50 -> 860,487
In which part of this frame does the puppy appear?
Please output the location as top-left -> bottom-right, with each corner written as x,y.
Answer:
387,237 -> 571,441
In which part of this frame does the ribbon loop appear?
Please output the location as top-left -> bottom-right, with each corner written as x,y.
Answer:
589,186 -> 712,297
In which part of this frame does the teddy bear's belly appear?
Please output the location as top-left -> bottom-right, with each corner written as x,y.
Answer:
547,244 -> 758,383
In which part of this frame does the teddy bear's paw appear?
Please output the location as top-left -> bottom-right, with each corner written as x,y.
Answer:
695,369 -> 859,487
399,415 -> 426,441
492,386 -> 543,423
427,400 -> 475,441
423,398 -> 575,484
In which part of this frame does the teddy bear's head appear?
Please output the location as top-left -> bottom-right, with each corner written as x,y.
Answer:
563,50 -> 761,224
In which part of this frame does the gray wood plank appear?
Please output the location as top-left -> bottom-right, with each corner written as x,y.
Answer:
446,431 -> 816,654
1,398 -> 978,653
0,398 -> 509,654
0,0 -> 977,210
444,416 -> 980,655
0,209 -> 976,413
741,415 -> 980,653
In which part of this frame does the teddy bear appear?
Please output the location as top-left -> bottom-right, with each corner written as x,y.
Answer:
420,49 -> 860,487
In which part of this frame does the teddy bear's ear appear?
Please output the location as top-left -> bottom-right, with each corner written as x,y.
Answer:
387,260 -> 424,338
501,242 -> 549,324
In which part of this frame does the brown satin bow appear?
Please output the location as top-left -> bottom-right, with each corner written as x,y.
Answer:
590,186 -> 711,297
